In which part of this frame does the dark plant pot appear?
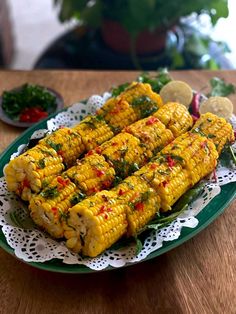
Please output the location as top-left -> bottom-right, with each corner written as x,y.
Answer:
101,20 -> 169,55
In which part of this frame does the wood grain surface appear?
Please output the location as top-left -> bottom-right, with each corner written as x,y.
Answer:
0,70 -> 235,314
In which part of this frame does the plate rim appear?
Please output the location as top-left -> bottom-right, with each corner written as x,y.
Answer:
0,102 -> 235,274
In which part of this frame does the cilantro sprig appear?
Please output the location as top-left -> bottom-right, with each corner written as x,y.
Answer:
208,77 -> 236,97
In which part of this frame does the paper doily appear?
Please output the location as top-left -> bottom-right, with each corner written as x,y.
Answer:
0,96 -> 236,271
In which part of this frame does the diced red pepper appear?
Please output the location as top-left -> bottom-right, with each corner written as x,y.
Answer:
57,176 -> 69,187
104,213 -> 109,220
146,116 -> 158,125
86,150 -> 94,156
118,189 -> 126,196
200,141 -> 208,149
135,202 -> 144,211
22,178 -> 30,188
166,156 -> 175,168
150,163 -> 158,170
94,169 -> 105,177
95,147 -> 102,154
19,107 -> 48,123
51,207 -> 58,215
102,181 -> 112,189
162,180 -> 168,188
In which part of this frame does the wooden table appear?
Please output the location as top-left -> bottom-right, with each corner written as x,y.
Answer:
0,70 -> 235,313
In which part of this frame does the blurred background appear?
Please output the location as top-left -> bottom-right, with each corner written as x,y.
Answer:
1,0 -> 236,70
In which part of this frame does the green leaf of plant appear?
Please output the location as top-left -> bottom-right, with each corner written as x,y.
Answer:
208,77 -> 236,97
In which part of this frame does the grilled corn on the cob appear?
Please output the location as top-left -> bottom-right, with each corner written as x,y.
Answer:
123,116 -> 174,158
136,132 -> 218,211
4,145 -> 64,201
154,102 -> 193,137
64,190 -> 128,256
97,82 -> 163,132
192,112 -> 235,153
112,176 -> 161,236
73,115 -> 114,151
29,176 -> 84,238
64,152 -> 115,194
39,127 -> 85,167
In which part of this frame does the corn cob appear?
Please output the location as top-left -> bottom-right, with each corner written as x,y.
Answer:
153,102 -> 193,137
72,115 -> 114,151
135,132 -> 218,211
161,132 -> 218,185
112,176 -> 161,237
135,159 -> 191,211
123,116 -> 174,157
64,152 -> 115,195
4,145 -> 64,201
97,82 -> 163,133
192,112 -> 235,153
29,176 -> 84,238
99,132 -> 148,178
63,190 -> 128,256
39,127 -> 85,167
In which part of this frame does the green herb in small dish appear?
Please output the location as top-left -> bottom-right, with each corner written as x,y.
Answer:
1,83 -> 57,123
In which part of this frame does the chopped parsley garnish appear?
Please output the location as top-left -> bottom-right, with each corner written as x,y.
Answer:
2,83 -> 57,121
40,187 -> 59,199
37,159 -> 46,169
70,192 -> 86,206
46,140 -> 62,152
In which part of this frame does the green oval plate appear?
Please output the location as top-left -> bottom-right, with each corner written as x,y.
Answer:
0,110 -> 236,273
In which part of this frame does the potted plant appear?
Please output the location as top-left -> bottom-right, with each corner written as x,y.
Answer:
52,0 -> 230,69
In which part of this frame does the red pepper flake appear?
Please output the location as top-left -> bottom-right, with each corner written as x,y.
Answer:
200,141 -> 207,149
111,142 -> 118,146
135,202 -> 144,211
57,176 -> 70,187
118,189 -> 126,196
166,156 -> 175,168
19,107 -> 48,123
22,178 -> 30,188
99,205 -> 106,214
89,187 -> 100,194
86,150 -> 94,156
162,180 -> 168,188
51,207 -> 58,215
107,207 -> 112,212
150,163 -> 158,170
94,169 -> 105,177
104,213 -> 109,220
212,168 -> 217,183
146,116 -> 158,125
102,181 -> 112,189
57,150 -> 64,157
95,147 -> 102,154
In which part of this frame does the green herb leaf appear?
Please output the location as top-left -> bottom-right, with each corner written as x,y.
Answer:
208,77 -> 236,97
220,143 -> 236,167
70,192 -> 86,206
41,187 -> 59,199
135,237 -> 143,255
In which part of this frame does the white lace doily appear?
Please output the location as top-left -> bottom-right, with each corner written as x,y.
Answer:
0,96 -> 236,271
